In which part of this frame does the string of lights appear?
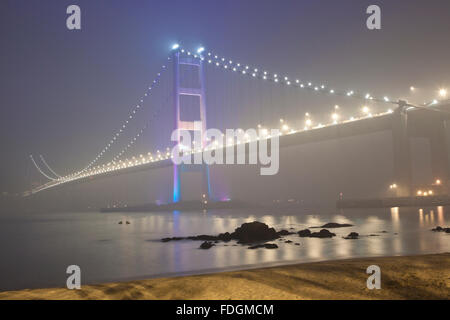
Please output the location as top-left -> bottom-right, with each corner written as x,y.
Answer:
29,155 -> 57,181
177,47 -> 400,107
67,59 -> 171,179
39,155 -> 62,179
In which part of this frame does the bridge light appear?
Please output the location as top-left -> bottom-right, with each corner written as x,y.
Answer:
436,179 -> 441,185
362,106 -> 370,114
384,96 -> 390,102
332,113 -> 339,121
171,43 -> 180,50
439,88 -> 447,97
410,86 -> 415,92
305,119 -> 312,127
282,124 -> 289,131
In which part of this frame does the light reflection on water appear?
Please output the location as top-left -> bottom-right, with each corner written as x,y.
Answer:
0,206 -> 448,291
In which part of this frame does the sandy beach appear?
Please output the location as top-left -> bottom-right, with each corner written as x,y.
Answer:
0,253 -> 448,300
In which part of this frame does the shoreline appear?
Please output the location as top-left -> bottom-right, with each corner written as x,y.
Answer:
0,253 -> 448,300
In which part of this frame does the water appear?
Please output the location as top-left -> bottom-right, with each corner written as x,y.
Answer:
0,206 -> 448,291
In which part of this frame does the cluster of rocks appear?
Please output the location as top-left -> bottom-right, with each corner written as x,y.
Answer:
162,221 -> 286,249
118,221 -> 130,225
431,226 -> 450,233
162,221 -> 364,250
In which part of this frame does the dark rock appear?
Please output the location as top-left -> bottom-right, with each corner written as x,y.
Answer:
199,241 -> 214,249
295,243 -> 300,246
217,232 -> 232,242
187,235 -> 219,241
248,243 -> 279,249
161,237 -> 185,242
431,226 -> 450,233
118,221 -> 123,224
313,222 -> 353,229
379,231 -> 388,233
344,232 -> 359,240
310,229 -> 336,238
126,221 -> 130,225
277,230 -> 293,236
285,240 -> 293,244
369,234 -> 380,237
231,221 -> 279,244
298,229 -> 312,237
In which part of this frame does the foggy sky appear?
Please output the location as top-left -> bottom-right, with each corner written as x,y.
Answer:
1,0 -> 450,193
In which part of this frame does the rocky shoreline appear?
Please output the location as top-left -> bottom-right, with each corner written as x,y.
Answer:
161,221 -> 449,250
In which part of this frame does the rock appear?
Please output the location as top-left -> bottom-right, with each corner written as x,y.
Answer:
285,240 -> 293,244
161,237 -> 185,242
188,235 -> 219,241
310,229 -> 336,238
369,234 -> 380,237
446,228 -> 450,233
118,221 -> 123,224
277,230 -> 293,236
217,232 -> 232,242
126,221 -> 130,225
313,222 -> 353,228
295,243 -> 300,246
199,241 -> 214,249
344,232 -> 359,240
298,229 -> 312,237
231,221 -> 279,244
248,243 -> 279,249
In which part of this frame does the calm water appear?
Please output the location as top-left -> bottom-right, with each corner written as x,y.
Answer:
0,206 -> 449,291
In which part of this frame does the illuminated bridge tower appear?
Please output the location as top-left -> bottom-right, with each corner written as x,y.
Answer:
172,48 -> 211,203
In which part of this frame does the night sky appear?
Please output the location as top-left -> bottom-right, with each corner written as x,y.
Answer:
1,0 -> 450,193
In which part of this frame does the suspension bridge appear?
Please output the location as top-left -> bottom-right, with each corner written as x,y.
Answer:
27,45 -> 450,203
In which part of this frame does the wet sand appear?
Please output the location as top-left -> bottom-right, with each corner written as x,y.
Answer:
0,253 -> 448,300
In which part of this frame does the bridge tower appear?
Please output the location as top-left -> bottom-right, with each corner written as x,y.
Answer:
391,102 -> 412,197
172,49 -> 211,203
